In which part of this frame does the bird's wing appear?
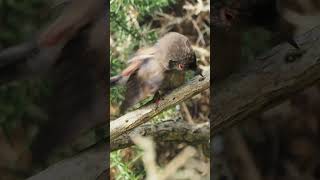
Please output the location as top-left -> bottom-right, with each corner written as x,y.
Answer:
118,50 -> 153,112
120,58 -> 164,114
122,47 -> 157,77
121,59 -> 145,77
119,69 -> 144,114
109,46 -> 156,87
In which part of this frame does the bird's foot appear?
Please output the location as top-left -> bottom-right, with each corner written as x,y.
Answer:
154,99 -> 160,110
152,91 -> 164,109
142,92 -> 163,109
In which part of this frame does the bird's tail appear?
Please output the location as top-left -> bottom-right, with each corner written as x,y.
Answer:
110,75 -> 122,86
110,74 -> 129,87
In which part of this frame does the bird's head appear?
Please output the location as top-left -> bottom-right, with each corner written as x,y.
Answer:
158,32 -> 203,76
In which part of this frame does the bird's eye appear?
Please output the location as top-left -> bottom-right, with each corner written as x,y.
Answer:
178,64 -> 184,70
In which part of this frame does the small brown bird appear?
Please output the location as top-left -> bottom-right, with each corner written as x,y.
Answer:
111,32 -> 202,113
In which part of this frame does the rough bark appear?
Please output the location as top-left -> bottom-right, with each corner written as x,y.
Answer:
111,119 -> 209,151
27,143 -> 108,180
212,25 -> 320,135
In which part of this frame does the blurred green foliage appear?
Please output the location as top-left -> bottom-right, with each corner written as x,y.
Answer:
111,146 -> 145,180
0,0 -> 51,127
0,0 -> 49,45
110,0 -> 174,41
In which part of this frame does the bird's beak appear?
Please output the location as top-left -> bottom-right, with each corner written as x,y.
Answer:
194,67 -> 203,77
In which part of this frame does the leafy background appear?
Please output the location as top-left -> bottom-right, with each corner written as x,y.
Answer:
110,0 -> 210,179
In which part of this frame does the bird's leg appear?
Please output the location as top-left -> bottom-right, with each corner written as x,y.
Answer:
141,91 -> 163,109
152,91 -> 164,108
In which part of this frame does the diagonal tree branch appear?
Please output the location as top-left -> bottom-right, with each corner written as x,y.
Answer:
110,68 -> 210,141
111,119 -> 209,151
212,25 -> 320,135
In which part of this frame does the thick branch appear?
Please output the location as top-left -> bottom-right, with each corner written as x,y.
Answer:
212,25 -> 320,135
27,143 -> 108,180
110,68 -> 210,141
111,119 -> 209,151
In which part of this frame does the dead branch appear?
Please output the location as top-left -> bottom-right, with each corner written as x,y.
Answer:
27,143 -> 108,180
111,119 -> 209,151
212,25 -> 320,135
110,68 -> 210,141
